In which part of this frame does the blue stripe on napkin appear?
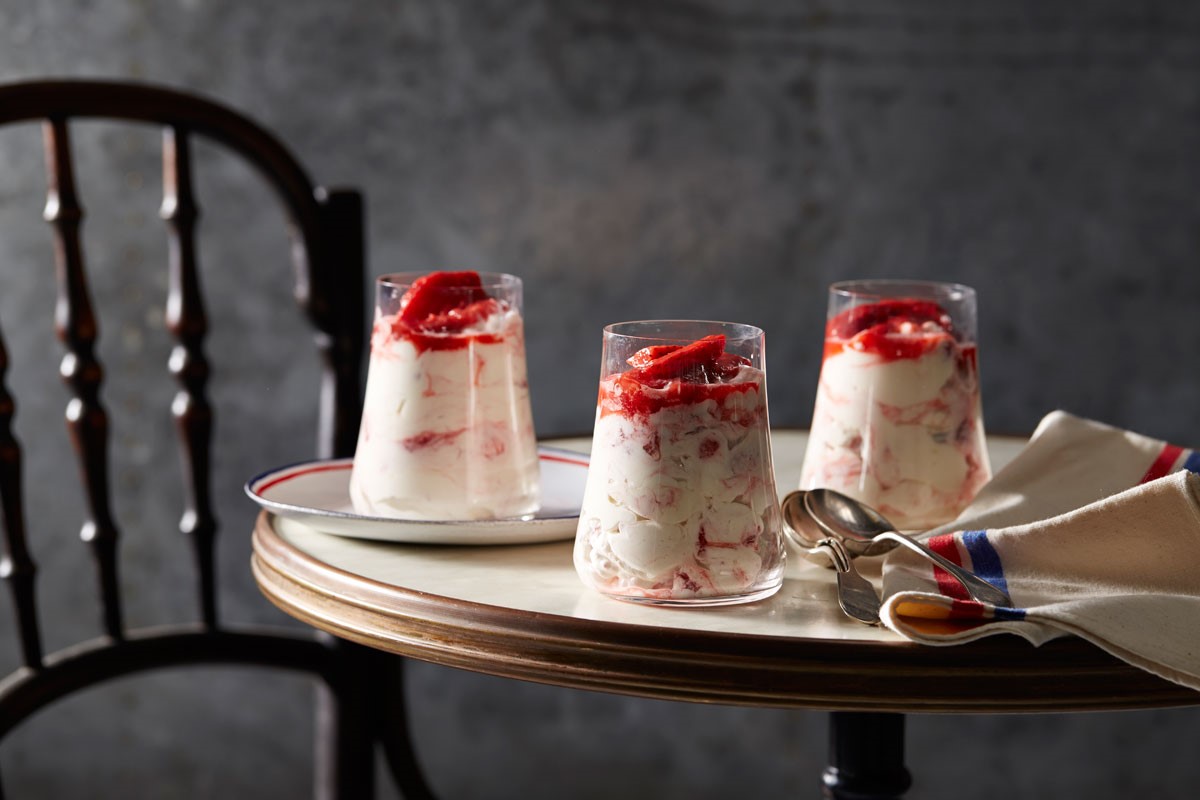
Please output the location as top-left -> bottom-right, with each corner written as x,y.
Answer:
993,606 -> 1027,621
961,530 -> 1010,599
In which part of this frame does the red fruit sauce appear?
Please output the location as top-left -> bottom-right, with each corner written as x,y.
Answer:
599,334 -> 760,418
382,271 -> 507,353
824,298 -> 967,361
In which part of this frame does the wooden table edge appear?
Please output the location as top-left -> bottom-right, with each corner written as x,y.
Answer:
252,511 -> 1200,713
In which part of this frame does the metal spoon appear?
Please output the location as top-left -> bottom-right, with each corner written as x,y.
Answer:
781,490 -> 890,561
808,536 -> 881,625
782,494 -> 881,624
803,488 -> 1013,608
781,490 -> 839,566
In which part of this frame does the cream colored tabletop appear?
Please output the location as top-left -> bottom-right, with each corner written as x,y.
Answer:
252,430 -> 1199,712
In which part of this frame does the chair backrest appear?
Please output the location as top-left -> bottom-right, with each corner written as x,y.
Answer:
0,80 -> 368,797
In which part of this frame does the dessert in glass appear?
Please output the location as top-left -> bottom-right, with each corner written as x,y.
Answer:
800,280 -> 990,530
573,321 -> 785,606
348,271 -> 539,520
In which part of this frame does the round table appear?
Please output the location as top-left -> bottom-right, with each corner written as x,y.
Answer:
250,431 -> 1200,798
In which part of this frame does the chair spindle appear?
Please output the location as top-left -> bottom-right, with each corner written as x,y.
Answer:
161,126 -> 218,629
0,328 -> 43,668
313,190 -> 365,460
42,117 -> 123,640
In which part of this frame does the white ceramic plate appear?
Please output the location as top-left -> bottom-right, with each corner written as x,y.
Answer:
245,446 -> 589,544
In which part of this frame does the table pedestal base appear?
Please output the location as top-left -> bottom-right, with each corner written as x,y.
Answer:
376,653 -> 439,800
822,712 -> 912,799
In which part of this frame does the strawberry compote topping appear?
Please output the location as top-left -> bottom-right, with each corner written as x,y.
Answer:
825,299 -> 961,361
382,270 -> 507,353
599,335 -> 759,419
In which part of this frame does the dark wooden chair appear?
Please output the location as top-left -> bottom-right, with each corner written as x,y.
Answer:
0,80 -> 435,799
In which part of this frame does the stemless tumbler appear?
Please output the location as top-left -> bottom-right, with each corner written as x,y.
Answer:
573,320 -> 785,606
349,271 -> 539,520
800,280 -> 990,529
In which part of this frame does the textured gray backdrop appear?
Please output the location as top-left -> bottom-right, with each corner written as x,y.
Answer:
1,1 -> 1199,798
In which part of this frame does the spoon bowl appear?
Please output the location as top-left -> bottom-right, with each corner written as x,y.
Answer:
804,488 -> 1013,608
780,490 -> 893,560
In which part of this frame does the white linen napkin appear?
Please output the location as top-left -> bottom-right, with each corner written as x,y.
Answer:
881,410 -> 1200,691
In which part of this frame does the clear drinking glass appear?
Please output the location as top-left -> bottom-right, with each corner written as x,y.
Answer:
348,271 -> 539,520
800,280 -> 990,529
573,320 -> 785,606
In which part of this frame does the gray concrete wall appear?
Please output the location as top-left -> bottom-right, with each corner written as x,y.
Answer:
1,1 -> 1198,797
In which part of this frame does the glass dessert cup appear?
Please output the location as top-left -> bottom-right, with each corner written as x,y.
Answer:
800,280 -> 991,530
349,271 -> 539,521
573,321 -> 786,607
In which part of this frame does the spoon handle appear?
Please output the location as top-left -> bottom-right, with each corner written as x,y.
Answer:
813,539 -> 881,625
875,531 -> 1013,608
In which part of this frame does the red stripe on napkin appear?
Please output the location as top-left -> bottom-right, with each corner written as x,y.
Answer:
1140,443 -> 1183,484
927,534 -> 971,601
947,599 -> 987,619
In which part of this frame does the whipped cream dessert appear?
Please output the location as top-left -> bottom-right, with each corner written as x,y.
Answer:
800,297 -> 990,529
574,333 -> 785,604
349,271 -> 539,520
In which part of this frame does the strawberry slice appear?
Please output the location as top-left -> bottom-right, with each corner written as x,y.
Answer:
712,352 -> 751,380
399,271 -> 488,326
630,334 -> 726,383
423,298 -> 502,333
626,345 -> 682,368
849,322 -> 951,360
